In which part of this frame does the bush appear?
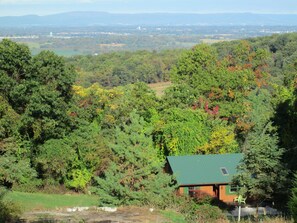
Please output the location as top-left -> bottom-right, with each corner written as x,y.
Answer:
12,178 -> 42,193
195,204 -> 227,223
65,168 -> 92,191
0,189 -> 22,223
166,194 -> 227,223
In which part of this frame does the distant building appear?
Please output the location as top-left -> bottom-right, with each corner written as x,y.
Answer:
166,153 -> 243,203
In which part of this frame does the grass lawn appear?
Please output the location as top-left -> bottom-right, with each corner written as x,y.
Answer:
4,191 -> 99,211
160,210 -> 187,223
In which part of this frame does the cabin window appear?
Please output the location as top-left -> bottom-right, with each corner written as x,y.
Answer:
220,167 -> 229,175
226,185 -> 239,195
229,185 -> 238,193
189,186 -> 195,197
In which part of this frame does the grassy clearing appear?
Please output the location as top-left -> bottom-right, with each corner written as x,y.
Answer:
148,81 -> 172,97
201,38 -> 234,44
23,42 -> 40,49
50,49 -> 85,57
4,191 -> 99,211
160,210 -> 187,223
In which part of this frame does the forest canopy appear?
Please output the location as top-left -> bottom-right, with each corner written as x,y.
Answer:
0,33 -> 297,212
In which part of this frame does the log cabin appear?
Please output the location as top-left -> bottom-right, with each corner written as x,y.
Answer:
166,153 -> 243,203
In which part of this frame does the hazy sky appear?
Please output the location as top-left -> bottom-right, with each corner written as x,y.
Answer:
0,0 -> 297,16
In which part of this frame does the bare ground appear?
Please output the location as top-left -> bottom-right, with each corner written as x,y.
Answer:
20,206 -> 170,223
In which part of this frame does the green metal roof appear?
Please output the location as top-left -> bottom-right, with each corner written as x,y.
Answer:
167,153 -> 243,186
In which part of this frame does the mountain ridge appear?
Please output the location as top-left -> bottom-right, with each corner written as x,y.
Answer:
1,11 -> 297,27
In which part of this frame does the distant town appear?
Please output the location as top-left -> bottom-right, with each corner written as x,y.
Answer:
1,25 -> 297,56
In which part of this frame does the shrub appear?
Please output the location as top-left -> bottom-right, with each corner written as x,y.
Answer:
166,194 -> 227,223
65,168 -> 92,191
195,204 -> 227,223
12,178 -> 42,193
0,189 -> 22,222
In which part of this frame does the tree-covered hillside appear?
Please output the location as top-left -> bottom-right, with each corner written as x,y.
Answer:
68,49 -> 183,87
0,33 -> 297,221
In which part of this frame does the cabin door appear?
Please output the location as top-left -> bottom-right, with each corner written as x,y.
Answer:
213,184 -> 220,199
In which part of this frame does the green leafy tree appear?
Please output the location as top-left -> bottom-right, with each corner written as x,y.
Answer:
36,137 -> 76,184
20,85 -> 72,142
93,111 -> 174,207
0,96 -> 20,139
20,51 -> 76,142
72,83 -> 123,126
0,40 -> 77,143
154,108 -> 210,156
65,168 -> 93,191
36,122 -> 110,190
199,121 -> 239,154
101,82 -> 160,128
167,42 -> 270,135
0,95 -> 37,190
0,39 -> 31,111
70,49 -> 181,87
171,44 -> 217,85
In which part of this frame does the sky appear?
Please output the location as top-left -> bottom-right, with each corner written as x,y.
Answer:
0,0 -> 297,16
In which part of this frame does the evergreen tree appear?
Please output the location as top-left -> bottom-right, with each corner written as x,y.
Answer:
234,89 -> 288,205
289,173 -> 297,222
93,111 -> 174,207
235,122 -> 287,202
274,83 -> 297,172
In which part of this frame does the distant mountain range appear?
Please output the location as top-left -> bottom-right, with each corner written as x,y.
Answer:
1,12 -> 297,27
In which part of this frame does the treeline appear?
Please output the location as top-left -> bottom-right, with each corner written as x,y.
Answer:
0,33 -> 297,220
68,49 -> 183,87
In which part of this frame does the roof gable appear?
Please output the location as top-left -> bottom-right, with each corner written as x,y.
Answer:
167,153 -> 243,186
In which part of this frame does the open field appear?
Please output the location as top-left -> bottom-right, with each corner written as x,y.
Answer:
3,191 -> 185,222
4,191 -> 99,211
201,38 -> 235,44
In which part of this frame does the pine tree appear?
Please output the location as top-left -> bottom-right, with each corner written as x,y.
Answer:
93,111 -> 174,207
233,89 -> 288,205
289,173 -> 297,222
235,122 -> 287,202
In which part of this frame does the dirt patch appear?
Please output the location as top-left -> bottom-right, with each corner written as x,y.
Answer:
20,206 -> 169,223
